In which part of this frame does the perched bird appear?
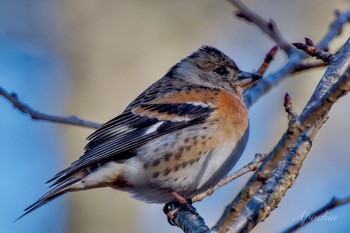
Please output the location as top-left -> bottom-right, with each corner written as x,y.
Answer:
19,45 -> 261,219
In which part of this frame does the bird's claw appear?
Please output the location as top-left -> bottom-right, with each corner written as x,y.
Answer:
163,199 -> 197,226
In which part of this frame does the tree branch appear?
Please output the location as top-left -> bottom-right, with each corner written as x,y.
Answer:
243,8 -> 350,108
292,61 -> 328,73
317,10 -> 350,50
256,46 -> 279,76
0,86 -> 101,129
227,0 -> 294,55
164,202 -> 210,233
284,92 -> 298,126
192,153 -> 266,203
293,38 -> 333,62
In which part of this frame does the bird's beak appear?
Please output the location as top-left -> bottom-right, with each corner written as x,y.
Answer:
235,70 -> 262,88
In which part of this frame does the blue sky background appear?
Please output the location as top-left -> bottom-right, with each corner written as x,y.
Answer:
0,36 -> 68,232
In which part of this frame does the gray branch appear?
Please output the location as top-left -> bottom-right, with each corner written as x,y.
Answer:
0,86 -> 101,129
243,8 -> 350,108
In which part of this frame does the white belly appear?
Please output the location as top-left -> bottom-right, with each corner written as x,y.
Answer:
120,127 -> 249,203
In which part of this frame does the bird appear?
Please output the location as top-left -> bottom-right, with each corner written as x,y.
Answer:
18,45 -> 261,220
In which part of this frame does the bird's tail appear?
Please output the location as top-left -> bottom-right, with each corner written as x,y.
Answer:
16,161 -> 123,221
15,177 -> 81,221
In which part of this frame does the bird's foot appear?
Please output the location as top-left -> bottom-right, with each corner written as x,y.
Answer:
163,191 -> 197,225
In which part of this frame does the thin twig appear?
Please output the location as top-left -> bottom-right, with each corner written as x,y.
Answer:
0,86 -> 101,129
282,196 -> 350,233
317,10 -> 350,50
292,62 -> 328,73
243,46 -> 278,94
284,93 -> 298,126
243,9 -> 350,108
227,0 -> 294,55
257,46 -> 279,76
192,153 -> 266,203
293,38 -> 333,62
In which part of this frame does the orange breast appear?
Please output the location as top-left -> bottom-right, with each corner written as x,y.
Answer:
213,90 -> 249,139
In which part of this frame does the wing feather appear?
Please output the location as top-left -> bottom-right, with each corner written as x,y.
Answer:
48,102 -> 214,184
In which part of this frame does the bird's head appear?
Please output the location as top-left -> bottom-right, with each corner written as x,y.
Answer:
167,45 -> 261,93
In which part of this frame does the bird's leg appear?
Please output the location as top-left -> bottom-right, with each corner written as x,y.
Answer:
170,191 -> 196,213
163,191 -> 197,225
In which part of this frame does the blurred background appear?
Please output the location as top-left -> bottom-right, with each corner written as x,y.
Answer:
1,1 -> 350,233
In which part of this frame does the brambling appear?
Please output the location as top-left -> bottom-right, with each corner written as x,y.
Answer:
19,45 -> 261,219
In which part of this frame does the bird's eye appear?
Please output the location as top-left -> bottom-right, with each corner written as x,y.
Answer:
213,66 -> 229,76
